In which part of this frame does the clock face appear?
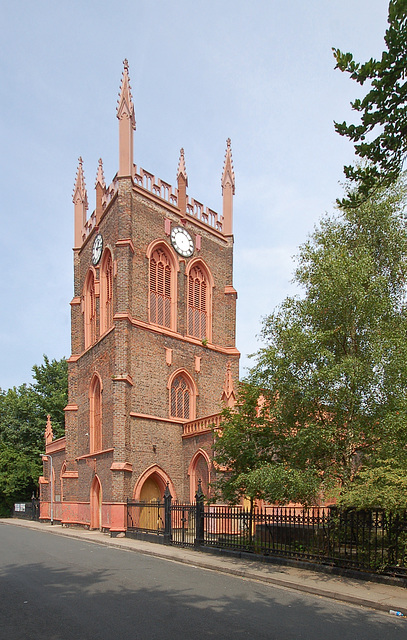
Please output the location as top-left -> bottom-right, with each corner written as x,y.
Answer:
91,233 -> 103,265
170,226 -> 194,257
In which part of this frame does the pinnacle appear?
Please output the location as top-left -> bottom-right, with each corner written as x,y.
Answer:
117,59 -> 136,129
177,148 -> 188,184
95,158 -> 106,189
72,157 -> 88,205
222,138 -> 235,194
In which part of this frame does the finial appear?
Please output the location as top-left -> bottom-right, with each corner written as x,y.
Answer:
177,148 -> 188,185
117,59 -> 136,129
221,138 -> 235,194
95,158 -> 106,189
72,157 -> 88,206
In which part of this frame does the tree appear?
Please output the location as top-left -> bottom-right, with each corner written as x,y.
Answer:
333,0 -> 407,208
243,178 -> 407,507
0,356 -> 67,515
213,384 -> 321,507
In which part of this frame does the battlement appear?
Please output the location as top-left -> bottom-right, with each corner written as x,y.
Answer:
133,164 -> 223,233
81,166 -> 223,246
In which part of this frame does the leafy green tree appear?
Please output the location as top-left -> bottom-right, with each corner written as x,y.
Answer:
0,356 -> 67,515
245,178 -> 407,506
31,355 -> 67,438
213,384 -> 320,507
333,0 -> 407,208
337,458 -> 407,510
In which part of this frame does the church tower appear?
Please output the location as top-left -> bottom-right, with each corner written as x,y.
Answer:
40,61 -> 239,532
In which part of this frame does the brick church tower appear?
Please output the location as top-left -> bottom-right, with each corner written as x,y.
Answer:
40,61 -> 239,533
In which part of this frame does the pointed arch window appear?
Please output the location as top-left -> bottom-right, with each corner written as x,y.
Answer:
168,370 -> 197,421
149,247 -> 173,328
84,270 -> 97,349
100,250 -> 113,334
188,450 -> 211,502
187,262 -> 213,341
89,375 -> 102,453
170,375 -> 191,419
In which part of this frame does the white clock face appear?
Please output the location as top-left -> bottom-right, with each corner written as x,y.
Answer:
92,234 -> 103,265
170,227 -> 194,257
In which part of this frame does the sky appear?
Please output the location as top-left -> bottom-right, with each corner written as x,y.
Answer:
0,1 -> 390,390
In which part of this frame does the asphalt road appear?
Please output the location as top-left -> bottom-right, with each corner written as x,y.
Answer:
0,522 -> 405,640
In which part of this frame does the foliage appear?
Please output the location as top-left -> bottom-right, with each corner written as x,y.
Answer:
212,384 -> 320,506
244,178 -> 407,507
0,356 -> 67,514
333,0 -> 407,207
337,459 -> 407,510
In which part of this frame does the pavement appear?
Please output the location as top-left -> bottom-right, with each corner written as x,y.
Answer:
2,517 -> 406,618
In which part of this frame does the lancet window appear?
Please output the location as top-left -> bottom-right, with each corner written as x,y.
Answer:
149,247 -> 173,328
170,374 -> 192,420
100,250 -> 113,334
84,270 -> 97,349
89,374 -> 102,453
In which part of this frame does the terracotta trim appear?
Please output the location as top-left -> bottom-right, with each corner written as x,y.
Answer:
61,471 -> 79,478
111,374 -> 134,385
224,285 -> 237,295
132,184 -> 227,241
64,404 -> 78,412
182,427 -> 212,439
114,312 -> 240,356
132,464 -> 177,501
110,462 -> 133,472
115,238 -> 135,253
76,448 -> 114,460
70,297 -> 81,306
130,412 -> 185,425
46,437 -> 66,454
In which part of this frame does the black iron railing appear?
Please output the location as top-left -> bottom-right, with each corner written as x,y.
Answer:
126,493 -> 407,578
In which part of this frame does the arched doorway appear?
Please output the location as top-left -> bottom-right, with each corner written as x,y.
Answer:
134,467 -> 173,531
90,475 -> 102,530
139,474 -> 164,530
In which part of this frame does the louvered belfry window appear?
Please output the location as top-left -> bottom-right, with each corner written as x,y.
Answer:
150,248 -> 172,327
188,265 -> 207,339
84,271 -> 97,348
170,375 -> 190,419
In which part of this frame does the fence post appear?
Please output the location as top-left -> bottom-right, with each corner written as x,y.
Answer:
164,482 -> 172,544
195,479 -> 205,548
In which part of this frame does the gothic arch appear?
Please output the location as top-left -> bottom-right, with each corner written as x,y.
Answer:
89,373 -> 103,453
90,475 -> 102,530
185,258 -> 214,342
100,248 -> 114,335
133,464 -> 176,501
167,369 -> 197,421
188,449 -> 211,502
146,240 -> 179,330
83,267 -> 98,348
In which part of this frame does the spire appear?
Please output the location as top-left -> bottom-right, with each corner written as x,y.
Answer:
73,157 -> 88,248
117,59 -> 136,178
95,158 -> 106,224
221,362 -> 236,407
177,148 -> 188,215
221,138 -> 235,236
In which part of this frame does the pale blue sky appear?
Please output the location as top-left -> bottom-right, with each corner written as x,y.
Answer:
0,1 -> 389,390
